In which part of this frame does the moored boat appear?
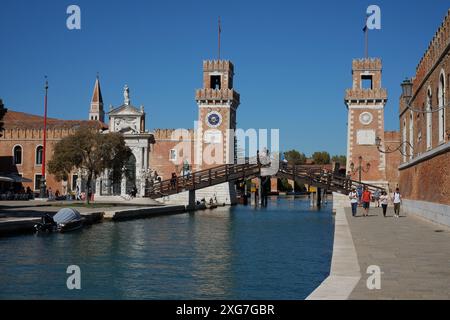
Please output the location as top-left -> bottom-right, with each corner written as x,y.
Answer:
34,208 -> 85,233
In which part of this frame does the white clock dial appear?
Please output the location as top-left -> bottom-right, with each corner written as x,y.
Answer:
359,112 -> 373,125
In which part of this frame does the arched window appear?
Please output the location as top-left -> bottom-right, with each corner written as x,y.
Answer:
426,88 -> 432,150
36,145 -> 43,165
438,71 -> 446,143
402,119 -> 407,163
13,145 -> 22,165
409,112 -> 414,159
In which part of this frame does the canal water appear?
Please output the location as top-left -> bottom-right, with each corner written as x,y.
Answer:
0,196 -> 334,299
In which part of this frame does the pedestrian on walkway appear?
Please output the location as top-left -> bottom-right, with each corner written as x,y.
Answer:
356,184 -> 363,206
380,190 -> 389,217
361,186 -> 372,217
393,188 -> 402,218
349,187 -> 358,217
373,189 -> 381,207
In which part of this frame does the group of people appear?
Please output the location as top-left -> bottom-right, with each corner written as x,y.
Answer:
349,186 -> 402,218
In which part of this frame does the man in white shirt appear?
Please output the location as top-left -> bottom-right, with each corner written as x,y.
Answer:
393,188 -> 402,218
349,188 -> 358,217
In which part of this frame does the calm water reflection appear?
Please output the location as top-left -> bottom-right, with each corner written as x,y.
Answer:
0,196 -> 334,299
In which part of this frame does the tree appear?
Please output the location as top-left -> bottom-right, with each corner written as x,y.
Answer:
312,151 -> 331,165
284,149 -> 306,165
0,99 -> 7,137
331,155 -> 347,166
277,178 -> 293,192
48,129 -> 131,203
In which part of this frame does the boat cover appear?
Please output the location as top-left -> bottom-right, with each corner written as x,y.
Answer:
53,208 -> 82,224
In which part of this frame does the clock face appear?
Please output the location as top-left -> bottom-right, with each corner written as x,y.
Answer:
206,111 -> 222,128
359,112 -> 373,125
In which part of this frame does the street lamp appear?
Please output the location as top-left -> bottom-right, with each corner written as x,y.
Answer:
401,77 -> 449,113
349,156 -> 370,183
376,136 -> 414,157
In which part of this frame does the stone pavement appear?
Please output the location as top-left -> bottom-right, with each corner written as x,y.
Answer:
346,206 -> 450,299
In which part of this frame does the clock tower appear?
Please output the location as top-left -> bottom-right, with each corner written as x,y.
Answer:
195,60 -> 240,169
344,58 -> 388,187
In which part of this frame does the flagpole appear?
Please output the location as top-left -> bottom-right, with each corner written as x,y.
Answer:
218,17 -> 221,60
364,15 -> 369,58
39,76 -> 48,199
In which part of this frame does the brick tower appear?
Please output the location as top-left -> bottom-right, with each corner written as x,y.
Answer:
195,60 -> 240,169
344,58 -> 388,187
89,76 -> 104,122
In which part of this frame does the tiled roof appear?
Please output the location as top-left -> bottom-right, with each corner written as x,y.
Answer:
2,110 -> 108,130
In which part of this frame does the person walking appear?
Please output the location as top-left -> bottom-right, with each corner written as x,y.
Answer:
361,186 -> 372,217
349,187 -> 358,217
393,188 -> 402,218
380,190 -> 389,217
373,189 -> 381,207
356,184 -> 363,206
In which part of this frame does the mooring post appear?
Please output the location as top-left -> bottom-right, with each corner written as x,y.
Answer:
310,189 -> 315,207
317,187 -> 322,207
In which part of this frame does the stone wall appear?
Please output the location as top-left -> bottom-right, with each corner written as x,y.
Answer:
158,181 -> 237,205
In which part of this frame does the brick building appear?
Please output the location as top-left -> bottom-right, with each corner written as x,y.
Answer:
0,107 -> 106,195
0,59 -> 242,204
398,9 -> 450,225
344,58 -> 401,191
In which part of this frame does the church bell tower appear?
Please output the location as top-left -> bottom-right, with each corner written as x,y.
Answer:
89,76 -> 104,123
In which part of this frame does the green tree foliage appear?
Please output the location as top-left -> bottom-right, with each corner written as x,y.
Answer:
278,178 -> 293,192
48,129 -> 131,203
0,99 -> 7,137
312,151 -> 331,165
331,155 -> 347,166
284,149 -> 306,165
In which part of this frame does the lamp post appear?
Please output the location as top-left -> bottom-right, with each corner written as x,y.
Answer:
349,156 -> 370,183
375,136 -> 414,157
39,77 -> 48,199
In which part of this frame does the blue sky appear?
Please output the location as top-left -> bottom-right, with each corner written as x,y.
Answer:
0,0 -> 448,156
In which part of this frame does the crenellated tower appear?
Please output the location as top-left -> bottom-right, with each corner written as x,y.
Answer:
195,60 -> 240,169
344,58 -> 388,187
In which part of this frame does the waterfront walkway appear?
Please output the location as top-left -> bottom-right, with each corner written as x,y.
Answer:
346,206 -> 450,299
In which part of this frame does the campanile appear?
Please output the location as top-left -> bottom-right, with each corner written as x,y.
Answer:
344,58 -> 388,187
195,60 -> 240,169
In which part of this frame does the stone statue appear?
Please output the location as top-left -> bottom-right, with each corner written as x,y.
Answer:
124,85 -> 130,105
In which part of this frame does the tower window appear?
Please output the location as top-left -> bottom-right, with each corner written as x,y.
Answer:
210,75 -> 221,90
361,75 -> 373,90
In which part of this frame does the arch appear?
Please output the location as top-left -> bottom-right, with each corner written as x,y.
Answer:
438,69 -> 446,143
402,118 -> 407,162
409,111 -> 414,159
35,145 -> 43,165
125,153 -> 137,194
426,86 -> 433,150
12,144 -> 23,165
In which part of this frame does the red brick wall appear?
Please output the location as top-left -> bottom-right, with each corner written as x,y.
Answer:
149,129 -> 195,181
399,151 -> 450,205
384,130 -> 401,192
0,128 -> 75,194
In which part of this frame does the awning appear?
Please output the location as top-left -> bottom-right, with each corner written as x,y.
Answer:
0,176 -> 14,182
0,174 -> 32,183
